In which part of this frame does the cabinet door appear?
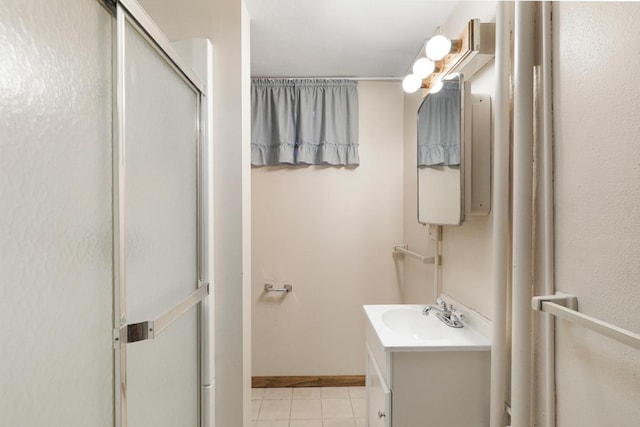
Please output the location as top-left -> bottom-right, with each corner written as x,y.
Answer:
367,347 -> 391,427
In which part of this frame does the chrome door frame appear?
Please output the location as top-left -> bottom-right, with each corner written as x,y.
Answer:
111,1 -> 207,426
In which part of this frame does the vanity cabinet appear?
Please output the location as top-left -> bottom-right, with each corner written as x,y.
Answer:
365,321 -> 490,427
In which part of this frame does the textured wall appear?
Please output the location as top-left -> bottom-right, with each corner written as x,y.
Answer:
403,3 -> 640,426
552,3 -> 640,426
401,1 -> 497,318
252,81 -> 404,376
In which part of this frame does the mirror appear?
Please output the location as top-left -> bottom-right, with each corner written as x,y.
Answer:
417,74 -> 465,225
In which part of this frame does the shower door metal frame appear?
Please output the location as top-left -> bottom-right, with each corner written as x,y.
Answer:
111,1 -> 208,426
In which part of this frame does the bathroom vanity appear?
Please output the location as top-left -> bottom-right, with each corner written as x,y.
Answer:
363,305 -> 491,426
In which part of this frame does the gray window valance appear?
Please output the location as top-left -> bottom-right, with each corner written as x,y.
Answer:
251,79 -> 359,166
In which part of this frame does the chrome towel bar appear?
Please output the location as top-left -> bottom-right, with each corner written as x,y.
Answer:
264,283 -> 292,293
532,293 -> 640,350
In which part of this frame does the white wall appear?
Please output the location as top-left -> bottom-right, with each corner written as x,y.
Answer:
437,2 -> 497,318
130,2 -> 640,426
241,3 -> 253,424
401,1 -> 497,317
209,1 -> 251,424
550,3 -> 640,426
252,81 -> 404,376
139,0 -> 252,425
401,89 -> 437,304
403,3 -> 640,426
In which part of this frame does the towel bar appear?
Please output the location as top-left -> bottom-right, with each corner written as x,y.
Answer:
533,293 -> 640,350
264,283 -> 292,293
393,244 -> 436,264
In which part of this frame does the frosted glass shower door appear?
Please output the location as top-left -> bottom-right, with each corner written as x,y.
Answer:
0,1 -> 113,425
114,3 -> 206,427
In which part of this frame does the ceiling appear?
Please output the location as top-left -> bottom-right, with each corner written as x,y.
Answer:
245,0 -> 459,79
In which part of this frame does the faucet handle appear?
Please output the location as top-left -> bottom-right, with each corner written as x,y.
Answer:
437,297 -> 451,313
451,306 -> 464,320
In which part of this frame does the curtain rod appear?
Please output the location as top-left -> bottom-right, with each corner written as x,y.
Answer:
251,76 -> 402,81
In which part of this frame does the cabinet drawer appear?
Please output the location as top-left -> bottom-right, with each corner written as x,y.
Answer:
367,346 -> 391,427
366,323 -> 389,382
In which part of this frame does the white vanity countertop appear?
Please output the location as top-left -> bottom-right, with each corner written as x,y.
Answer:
363,304 -> 491,352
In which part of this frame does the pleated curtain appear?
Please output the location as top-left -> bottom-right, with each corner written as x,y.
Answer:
251,79 -> 297,165
251,79 -> 359,166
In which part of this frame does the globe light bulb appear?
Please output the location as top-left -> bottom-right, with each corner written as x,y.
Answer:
412,58 -> 436,79
429,80 -> 444,94
425,35 -> 452,61
402,74 -> 422,93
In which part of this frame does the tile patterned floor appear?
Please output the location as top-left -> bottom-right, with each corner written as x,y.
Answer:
251,386 -> 366,427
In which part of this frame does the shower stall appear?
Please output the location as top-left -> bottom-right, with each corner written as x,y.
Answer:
0,0 -> 212,426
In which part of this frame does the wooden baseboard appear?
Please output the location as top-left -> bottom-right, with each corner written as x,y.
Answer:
252,375 -> 365,388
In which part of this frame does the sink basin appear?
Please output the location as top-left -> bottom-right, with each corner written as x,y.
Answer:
381,307 -> 448,341
363,304 -> 490,352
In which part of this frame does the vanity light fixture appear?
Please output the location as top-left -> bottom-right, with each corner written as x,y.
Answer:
401,19 -> 495,94
428,80 -> 444,94
412,57 -> 436,79
402,55 -> 442,93
402,73 -> 422,93
425,35 -> 461,61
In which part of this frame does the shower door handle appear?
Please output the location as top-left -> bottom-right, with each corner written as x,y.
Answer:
118,282 -> 209,344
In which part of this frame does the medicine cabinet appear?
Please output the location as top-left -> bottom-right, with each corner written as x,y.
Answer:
417,75 -> 491,225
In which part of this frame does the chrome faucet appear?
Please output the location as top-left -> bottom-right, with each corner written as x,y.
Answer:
438,296 -> 450,315
422,297 -> 464,328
